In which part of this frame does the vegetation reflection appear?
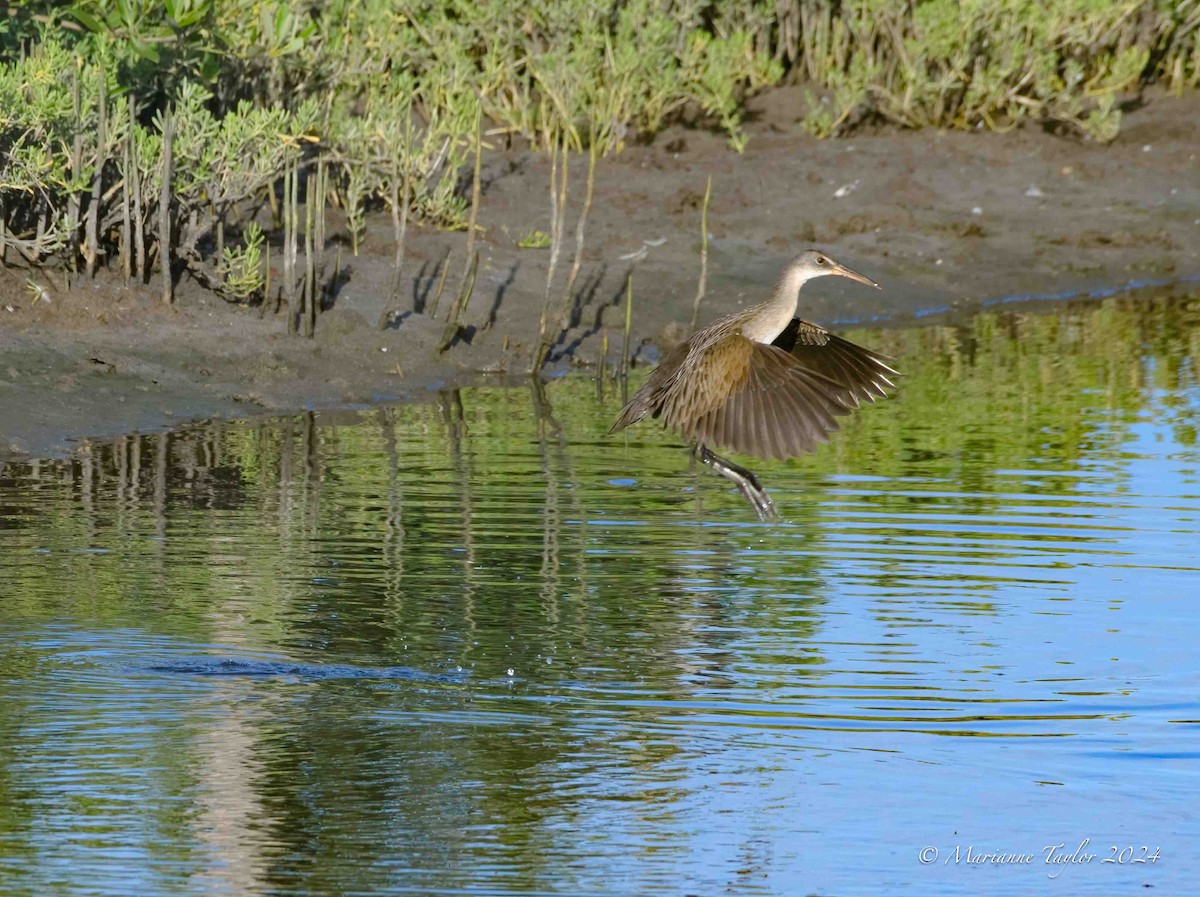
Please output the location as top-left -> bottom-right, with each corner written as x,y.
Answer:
1,290 -> 1199,893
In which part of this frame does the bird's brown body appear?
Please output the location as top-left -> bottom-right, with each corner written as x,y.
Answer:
610,249 -> 897,516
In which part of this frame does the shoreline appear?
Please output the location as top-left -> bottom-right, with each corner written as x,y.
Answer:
3,85 -> 1199,461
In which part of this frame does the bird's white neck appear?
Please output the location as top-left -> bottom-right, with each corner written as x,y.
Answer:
740,265 -> 809,343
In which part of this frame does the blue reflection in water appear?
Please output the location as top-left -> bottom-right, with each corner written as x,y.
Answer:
1,294 -> 1199,896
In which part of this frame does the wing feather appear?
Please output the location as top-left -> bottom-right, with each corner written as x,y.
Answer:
683,342 -> 858,459
611,318 -> 899,461
772,318 -> 900,406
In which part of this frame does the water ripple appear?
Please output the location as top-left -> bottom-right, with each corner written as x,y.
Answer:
2,293 -> 1199,894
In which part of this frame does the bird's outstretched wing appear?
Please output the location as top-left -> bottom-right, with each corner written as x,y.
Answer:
610,319 -> 899,461
608,341 -> 690,434
610,332 -> 758,437
772,318 -> 899,407
681,338 -> 860,460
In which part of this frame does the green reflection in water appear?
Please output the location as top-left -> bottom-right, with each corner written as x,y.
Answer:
1,290 -> 1199,896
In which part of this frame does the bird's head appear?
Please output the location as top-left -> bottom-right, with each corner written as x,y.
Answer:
791,249 -> 880,290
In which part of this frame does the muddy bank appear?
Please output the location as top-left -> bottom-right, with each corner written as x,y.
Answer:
3,86 -> 1199,460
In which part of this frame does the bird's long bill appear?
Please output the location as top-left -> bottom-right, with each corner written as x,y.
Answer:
832,261 -> 881,289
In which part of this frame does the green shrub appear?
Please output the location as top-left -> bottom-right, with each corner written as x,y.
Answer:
0,0 -> 1196,317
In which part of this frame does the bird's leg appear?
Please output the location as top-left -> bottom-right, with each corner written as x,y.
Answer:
694,444 -> 778,520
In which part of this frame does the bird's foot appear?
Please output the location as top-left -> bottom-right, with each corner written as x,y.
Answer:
695,445 -> 779,521
745,483 -> 778,521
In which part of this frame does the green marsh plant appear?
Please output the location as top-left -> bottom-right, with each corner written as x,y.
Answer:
0,0 -> 1195,348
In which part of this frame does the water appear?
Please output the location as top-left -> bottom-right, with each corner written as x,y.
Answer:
1,292 -> 1199,896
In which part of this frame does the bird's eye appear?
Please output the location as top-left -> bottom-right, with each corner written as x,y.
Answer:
816,257 -> 826,265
